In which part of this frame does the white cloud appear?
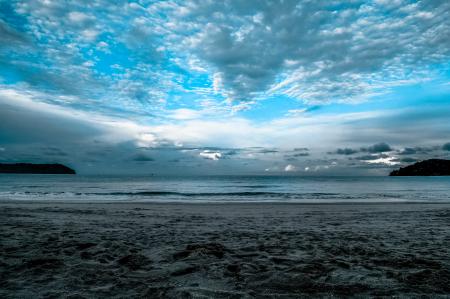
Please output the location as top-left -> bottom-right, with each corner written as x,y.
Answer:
284,164 -> 297,172
96,41 -> 109,52
169,108 -> 202,120
365,156 -> 400,166
212,72 -> 224,94
199,151 -> 222,160
81,29 -> 99,41
68,11 -> 90,23
187,57 -> 207,73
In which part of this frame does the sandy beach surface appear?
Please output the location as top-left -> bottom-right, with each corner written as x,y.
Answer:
1,201 -> 450,298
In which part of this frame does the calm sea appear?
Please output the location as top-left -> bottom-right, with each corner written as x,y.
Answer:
0,175 -> 450,203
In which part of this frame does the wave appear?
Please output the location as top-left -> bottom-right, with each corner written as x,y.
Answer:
105,191 -> 341,197
6,190 -> 341,197
1,190 -> 404,200
3,190 -> 440,203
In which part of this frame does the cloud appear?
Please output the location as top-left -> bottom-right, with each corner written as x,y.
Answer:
399,157 -> 416,163
0,89 -> 101,144
0,0 -> 175,112
0,20 -> 29,46
397,146 -> 435,155
362,142 -> 393,153
354,154 -> 389,161
397,147 -> 417,155
2,84 -> 450,175
42,147 -> 68,157
0,87 -> 169,148
292,152 -> 309,157
1,0 -> 449,117
68,11 -> 92,24
351,153 -> 400,166
365,156 -> 400,166
284,164 -> 297,172
258,149 -> 278,154
168,0 -> 450,103
332,143 -> 392,155
199,151 -> 222,160
169,108 -> 202,120
132,154 -> 155,162
334,148 -> 358,155
443,142 -> 450,151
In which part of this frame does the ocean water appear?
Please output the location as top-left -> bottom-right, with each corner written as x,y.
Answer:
0,175 -> 450,203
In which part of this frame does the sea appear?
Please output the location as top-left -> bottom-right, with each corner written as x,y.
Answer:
1,175 -> 450,203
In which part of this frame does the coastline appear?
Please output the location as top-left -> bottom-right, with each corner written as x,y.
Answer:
1,201 -> 450,297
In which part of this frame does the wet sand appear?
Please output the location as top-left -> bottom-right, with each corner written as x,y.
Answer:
1,201 -> 450,298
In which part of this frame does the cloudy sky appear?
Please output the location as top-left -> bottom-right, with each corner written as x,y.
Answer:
1,0 -> 450,175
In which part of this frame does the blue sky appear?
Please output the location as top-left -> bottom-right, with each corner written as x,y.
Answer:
1,0 -> 450,175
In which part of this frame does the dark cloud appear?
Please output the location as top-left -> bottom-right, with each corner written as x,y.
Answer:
124,26 -> 162,64
42,147 -> 68,157
361,142 -> 393,153
0,97 -> 101,145
443,143 -> 450,151
0,20 -> 29,46
284,150 -> 310,162
397,146 -> 435,155
399,157 -> 417,163
331,143 -> 392,156
132,154 -> 155,162
258,149 -> 278,154
222,150 -> 239,157
334,148 -> 358,155
338,105 -> 450,146
353,154 -> 389,161
292,152 -> 309,157
397,147 -> 417,155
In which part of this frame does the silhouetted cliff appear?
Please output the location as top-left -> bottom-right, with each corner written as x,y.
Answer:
390,159 -> 450,176
0,163 -> 76,174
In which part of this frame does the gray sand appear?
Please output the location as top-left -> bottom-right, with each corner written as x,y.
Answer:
1,201 -> 450,298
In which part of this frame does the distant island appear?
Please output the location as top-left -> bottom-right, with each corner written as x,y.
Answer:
390,159 -> 450,176
0,163 -> 76,174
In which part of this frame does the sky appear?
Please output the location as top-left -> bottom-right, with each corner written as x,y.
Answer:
1,0 -> 450,175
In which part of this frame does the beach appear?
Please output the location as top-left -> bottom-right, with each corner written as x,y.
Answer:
1,201 -> 449,298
